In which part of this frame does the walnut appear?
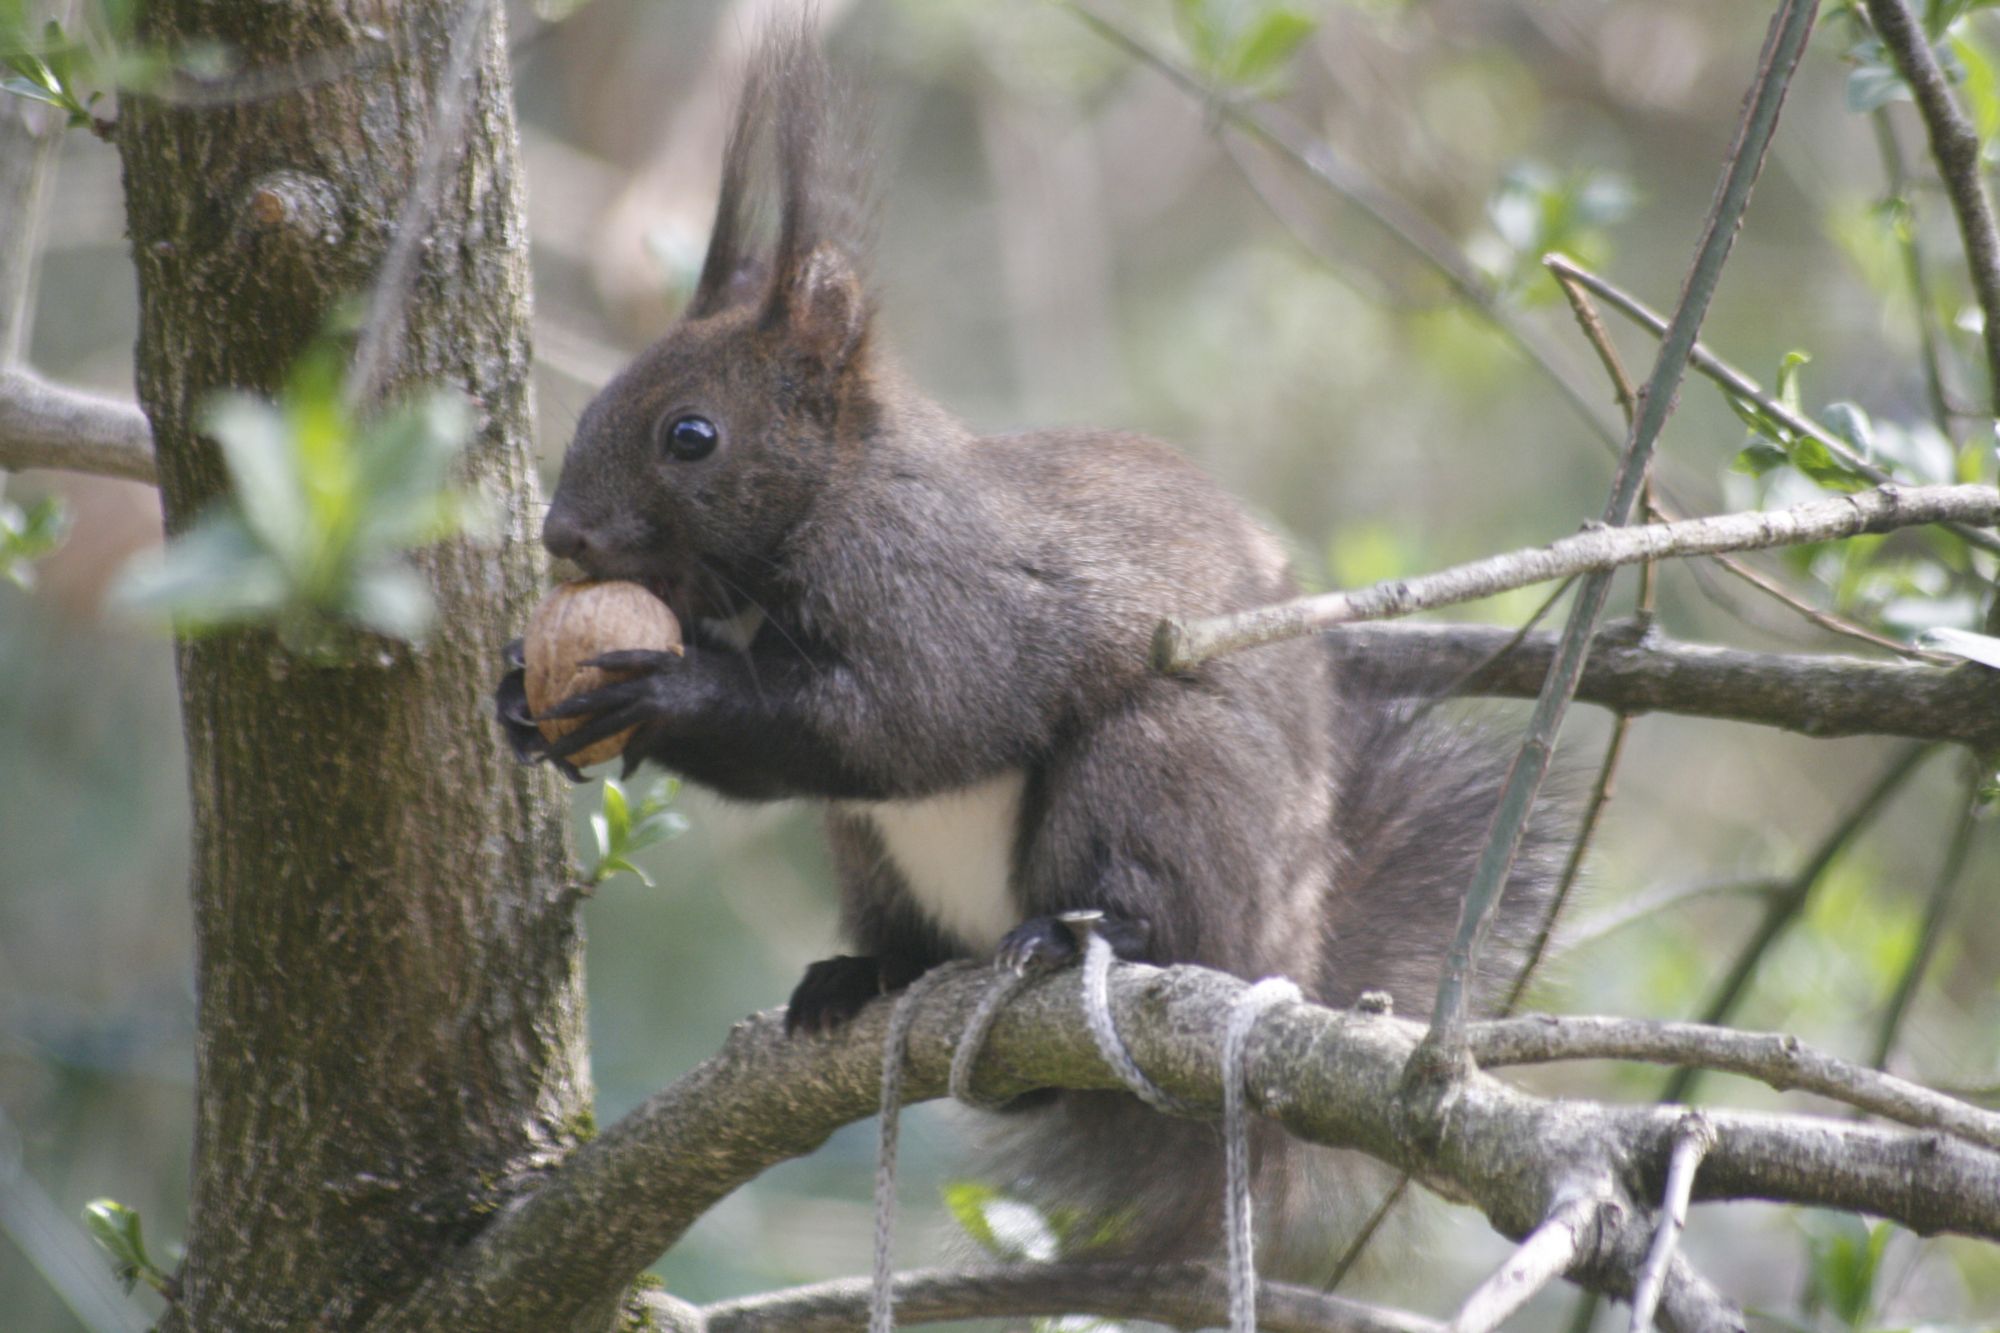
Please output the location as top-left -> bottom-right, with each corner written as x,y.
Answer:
523,580 -> 683,768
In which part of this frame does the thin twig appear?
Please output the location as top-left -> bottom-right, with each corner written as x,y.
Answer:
1559,878 -> 1785,955
1661,742 -> 1934,1105
1155,483 -> 1998,671
1629,1114 -> 1717,1333
1502,714 -> 1632,1016
1504,274 -> 1646,1019
1868,776 -> 1984,1070
1863,0 -> 2000,409
1449,1193 -> 1603,1333
1470,1015 -> 2000,1152
1674,533 -> 1950,662
1324,1175 -> 1413,1293
1867,105 -> 1956,431
345,0 -> 495,408
1545,253 -> 2000,560
1552,267 -> 1641,425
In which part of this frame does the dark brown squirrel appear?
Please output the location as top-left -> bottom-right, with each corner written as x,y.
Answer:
496,26 -> 1567,1268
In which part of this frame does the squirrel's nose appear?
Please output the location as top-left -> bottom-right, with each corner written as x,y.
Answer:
542,506 -> 593,562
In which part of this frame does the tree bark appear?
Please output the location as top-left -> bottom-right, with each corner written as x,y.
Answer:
114,4 -> 587,1328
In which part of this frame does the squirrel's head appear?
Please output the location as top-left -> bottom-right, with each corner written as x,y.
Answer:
542,24 -> 875,624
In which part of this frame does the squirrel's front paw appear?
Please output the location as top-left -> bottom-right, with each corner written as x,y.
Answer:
786,955 -> 889,1036
785,953 -> 931,1036
531,649 -> 683,770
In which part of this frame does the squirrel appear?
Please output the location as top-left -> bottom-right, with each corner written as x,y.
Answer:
496,24 -> 1567,1270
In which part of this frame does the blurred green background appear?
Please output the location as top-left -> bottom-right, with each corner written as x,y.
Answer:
3,1 -> 1997,1329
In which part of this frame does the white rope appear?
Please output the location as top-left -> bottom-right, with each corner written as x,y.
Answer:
869,964 -> 966,1333
1223,977 -> 1303,1333
871,935 -> 1299,1333
1079,932 -> 1198,1115
948,968 -> 1032,1108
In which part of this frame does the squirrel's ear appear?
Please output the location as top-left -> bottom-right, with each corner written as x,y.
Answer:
774,243 -> 869,371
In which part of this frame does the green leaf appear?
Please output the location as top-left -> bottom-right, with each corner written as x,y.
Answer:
1789,436 -> 1870,493
1774,350 -> 1811,414
82,1198 -> 165,1295
942,1182 -> 1058,1261
1846,48 -> 1909,113
0,493 -> 70,588
1953,29 -> 2000,142
345,564 -> 433,640
1226,9 -> 1316,85
1172,0 -> 1224,71
203,392 -> 312,571
602,777 -> 632,845
595,854 -> 652,889
627,809 -> 688,851
1731,439 -> 1790,477
112,511 -> 290,626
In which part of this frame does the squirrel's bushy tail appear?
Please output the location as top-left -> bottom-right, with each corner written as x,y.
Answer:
970,685 -> 1570,1274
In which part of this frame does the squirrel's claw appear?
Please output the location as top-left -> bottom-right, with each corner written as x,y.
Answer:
495,668 -> 544,760
494,667 -> 589,782
995,917 -> 1079,975
503,636 -> 526,669
996,911 -> 1154,975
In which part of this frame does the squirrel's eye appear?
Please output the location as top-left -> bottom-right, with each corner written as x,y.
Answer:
661,413 -> 719,462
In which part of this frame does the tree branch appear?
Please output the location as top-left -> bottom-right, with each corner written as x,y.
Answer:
679,1262 -> 1444,1333
1629,1116 -> 1716,1333
372,962 -> 2000,1331
1467,1016 -> 2000,1152
1325,622 -> 2000,750
1154,483 -> 1999,672
1450,1194 -> 1604,1333
0,367 -> 158,484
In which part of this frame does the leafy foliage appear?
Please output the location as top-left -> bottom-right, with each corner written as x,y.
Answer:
114,345 -> 486,658
81,1198 -> 171,1297
1480,163 -> 1634,299
1172,0 -> 1318,90
0,491 -> 67,589
588,776 -> 687,887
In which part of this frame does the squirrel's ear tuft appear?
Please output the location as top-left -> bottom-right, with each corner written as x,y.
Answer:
777,243 -> 869,371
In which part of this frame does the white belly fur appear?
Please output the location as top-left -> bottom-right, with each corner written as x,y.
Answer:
848,770 -> 1026,954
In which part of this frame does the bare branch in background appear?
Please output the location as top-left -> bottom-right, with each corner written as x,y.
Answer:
1326,623 -> 2000,750
1156,482 -> 1998,672
1468,1016 -> 2000,1151
0,368 -> 156,484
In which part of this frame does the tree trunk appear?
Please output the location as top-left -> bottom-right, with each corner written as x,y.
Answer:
114,4 -> 589,1327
